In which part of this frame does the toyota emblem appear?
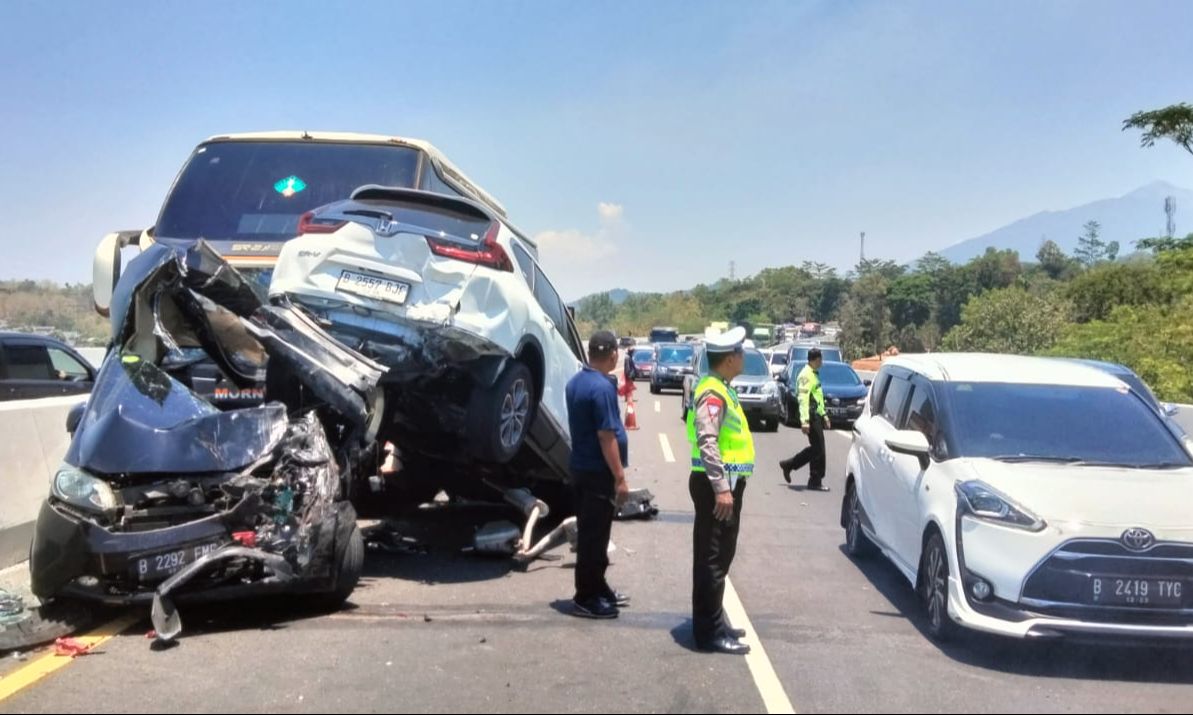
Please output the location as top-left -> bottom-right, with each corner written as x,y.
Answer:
1121,528 -> 1156,552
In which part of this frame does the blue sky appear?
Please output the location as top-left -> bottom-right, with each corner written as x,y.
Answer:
2,0 -> 1192,299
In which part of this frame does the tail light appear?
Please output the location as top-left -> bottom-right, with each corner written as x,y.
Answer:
297,211 -> 347,234
426,223 -> 513,272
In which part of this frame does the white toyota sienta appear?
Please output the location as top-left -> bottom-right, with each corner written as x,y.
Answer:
842,353 -> 1193,642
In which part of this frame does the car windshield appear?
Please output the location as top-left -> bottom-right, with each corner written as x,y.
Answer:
943,382 -> 1192,467
657,345 -> 693,365
156,141 -> 424,242
633,349 -> 654,362
742,350 -> 769,376
791,346 -> 842,362
819,364 -> 861,386
770,353 -> 788,366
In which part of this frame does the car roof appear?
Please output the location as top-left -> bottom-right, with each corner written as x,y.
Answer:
882,353 -> 1126,388
1058,357 -> 1133,376
202,131 -> 507,218
0,331 -> 65,343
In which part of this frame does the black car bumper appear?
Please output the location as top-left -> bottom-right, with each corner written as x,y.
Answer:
29,498 -> 342,606
652,371 -> 688,388
739,398 -> 782,422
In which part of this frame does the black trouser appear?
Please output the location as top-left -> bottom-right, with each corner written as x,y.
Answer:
690,471 -> 747,645
784,416 -> 826,487
572,469 -> 616,603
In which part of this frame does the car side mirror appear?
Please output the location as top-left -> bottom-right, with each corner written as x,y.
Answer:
66,402 -> 86,435
886,430 -> 931,470
1164,403 -> 1180,418
864,379 -> 872,387
92,229 -> 144,317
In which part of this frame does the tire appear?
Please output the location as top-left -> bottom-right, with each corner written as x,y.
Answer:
843,481 -> 876,558
782,398 -> 799,427
650,383 -> 661,395
469,361 -> 535,463
311,507 -> 364,612
680,404 -> 688,423
762,418 -> 779,433
920,531 -> 960,641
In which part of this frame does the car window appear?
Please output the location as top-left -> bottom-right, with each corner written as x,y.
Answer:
880,376 -> 912,426
869,369 -> 893,416
904,383 -> 937,438
3,343 -> 55,380
48,348 -> 90,379
511,242 -> 535,290
531,266 -> 567,328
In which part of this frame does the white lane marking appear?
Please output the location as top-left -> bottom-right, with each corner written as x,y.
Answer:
655,400 -> 661,413
724,577 -> 797,714
658,433 -> 676,463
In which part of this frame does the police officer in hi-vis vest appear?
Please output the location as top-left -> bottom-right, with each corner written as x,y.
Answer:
686,327 -> 755,655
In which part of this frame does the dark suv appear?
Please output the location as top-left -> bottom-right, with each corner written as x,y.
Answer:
0,333 -> 96,401
650,343 -> 695,394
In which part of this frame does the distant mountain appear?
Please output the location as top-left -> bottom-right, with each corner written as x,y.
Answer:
938,181 -> 1193,263
571,288 -> 635,307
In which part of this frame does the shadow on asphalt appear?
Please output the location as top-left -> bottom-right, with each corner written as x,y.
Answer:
840,544 -> 1193,684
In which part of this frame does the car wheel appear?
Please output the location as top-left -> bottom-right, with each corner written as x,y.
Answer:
763,418 -> 779,432
778,398 -> 789,426
313,505 -> 364,611
650,383 -> 661,395
920,531 -> 960,641
469,361 -> 535,463
843,481 -> 876,558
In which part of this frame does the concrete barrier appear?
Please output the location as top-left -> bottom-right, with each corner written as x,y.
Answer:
0,394 -> 88,568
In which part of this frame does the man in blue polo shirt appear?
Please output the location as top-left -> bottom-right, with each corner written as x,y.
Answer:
565,330 -> 632,619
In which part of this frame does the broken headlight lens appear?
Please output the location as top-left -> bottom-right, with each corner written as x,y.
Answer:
53,464 -> 118,514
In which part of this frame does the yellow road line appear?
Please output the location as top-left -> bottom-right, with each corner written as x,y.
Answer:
0,613 -> 140,703
724,577 -> 797,714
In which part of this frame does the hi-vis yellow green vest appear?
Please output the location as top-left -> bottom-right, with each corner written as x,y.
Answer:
798,363 -> 826,423
686,375 -> 756,480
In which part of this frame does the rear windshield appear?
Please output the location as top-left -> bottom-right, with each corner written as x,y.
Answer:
156,141 -> 424,242
632,349 -> 654,361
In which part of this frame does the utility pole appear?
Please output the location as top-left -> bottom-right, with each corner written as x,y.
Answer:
729,260 -> 736,281
860,232 -> 866,264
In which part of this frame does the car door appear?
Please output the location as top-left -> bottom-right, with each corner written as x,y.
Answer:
888,377 -> 941,567
855,368 -> 914,559
0,339 -> 90,400
529,263 -> 582,430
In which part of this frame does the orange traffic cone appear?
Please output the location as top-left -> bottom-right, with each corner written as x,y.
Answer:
625,398 -> 640,431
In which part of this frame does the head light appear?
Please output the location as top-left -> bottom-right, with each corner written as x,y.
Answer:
53,465 -> 117,513
955,480 -> 1044,532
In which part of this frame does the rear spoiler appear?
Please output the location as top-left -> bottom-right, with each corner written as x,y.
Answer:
350,185 -> 497,224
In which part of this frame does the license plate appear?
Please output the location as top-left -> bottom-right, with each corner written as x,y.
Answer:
1088,577 -> 1184,607
336,270 -> 410,305
829,407 -> 849,416
134,542 -> 222,581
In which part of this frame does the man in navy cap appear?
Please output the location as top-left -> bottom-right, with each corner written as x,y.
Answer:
565,330 -> 632,619
685,326 -> 755,655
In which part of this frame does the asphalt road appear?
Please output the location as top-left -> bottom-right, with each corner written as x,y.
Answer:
2,388 -> 1193,713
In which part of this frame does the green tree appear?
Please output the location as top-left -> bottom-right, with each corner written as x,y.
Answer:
1064,261 -> 1170,323
1074,220 -> 1108,267
887,273 -> 934,328
1123,102 -> 1193,157
1036,239 -> 1074,280
838,272 -> 893,360
1049,296 -> 1193,403
941,286 -> 1071,355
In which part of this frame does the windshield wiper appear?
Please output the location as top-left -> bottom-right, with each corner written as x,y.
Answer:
988,455 -> 1084,463
989,455 -> 1190,469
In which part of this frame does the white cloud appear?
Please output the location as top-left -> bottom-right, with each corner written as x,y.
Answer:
597,202 -> 624,224
532,202 -> 628,299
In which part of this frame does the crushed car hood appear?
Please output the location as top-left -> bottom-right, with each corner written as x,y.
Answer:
66,354 -> 288,475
